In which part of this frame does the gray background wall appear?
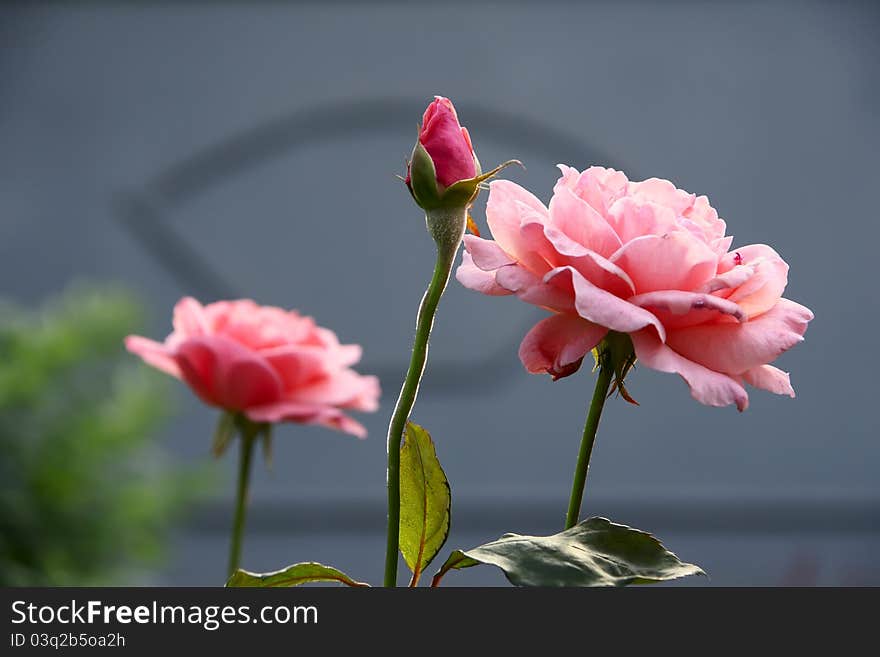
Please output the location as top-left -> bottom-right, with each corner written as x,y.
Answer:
1,0 -> 877,585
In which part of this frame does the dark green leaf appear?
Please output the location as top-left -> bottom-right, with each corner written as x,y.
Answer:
399,422 -> 451,582
432,517 -> 705,587
226,562 -> 370,588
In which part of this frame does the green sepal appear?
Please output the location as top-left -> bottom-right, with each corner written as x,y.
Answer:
261,423 -> 273,469
600,331 -> 638,404
216,413 -> 273,465
408,141 -> 443,209
407,132 -> 521,211
441,159 -> 522,209
212,411 -> 236,458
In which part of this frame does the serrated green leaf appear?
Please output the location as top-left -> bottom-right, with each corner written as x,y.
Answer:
226,562 -> 370,588
432,517 -> 705,587
399,422 -> 451,584
212,411 -> 236,458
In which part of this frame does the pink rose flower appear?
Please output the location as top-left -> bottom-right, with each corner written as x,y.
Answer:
456,165 -> 813,411
125,298 -> 380,437
406,96 -> 477,190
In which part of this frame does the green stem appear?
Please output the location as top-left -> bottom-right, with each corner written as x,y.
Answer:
228,427 -> 257,578
565,364 -> 614,529
384,208 -> 464,588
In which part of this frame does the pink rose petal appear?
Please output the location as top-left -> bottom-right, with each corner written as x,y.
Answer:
548,185 -> 622,258
463,234 -> 516,271
519,313 -> 607,379
519,219 -> 635,298
485,180 -> 550,274
419,96 -> 477,188
172,296 -> 209,339
175,335 -> 283,410
722,244 -> 789,318
610,231 -> 718,294
290,370 -> 381,412
245,401 -> 368,439
631,329 -> 749,411
742,364 -> 796,397
456,251 -> 513,296
124,335 -> 182,379
606,197 -> 679,245
495,264 -> 576,313
628,290 -> 746,329
665,298 -> 813,375
544,266 -> 666,341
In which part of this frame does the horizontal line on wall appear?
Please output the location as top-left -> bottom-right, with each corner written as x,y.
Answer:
182,497 -> 880,536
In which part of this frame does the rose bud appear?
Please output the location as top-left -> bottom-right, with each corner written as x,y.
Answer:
405,96 -> 483,211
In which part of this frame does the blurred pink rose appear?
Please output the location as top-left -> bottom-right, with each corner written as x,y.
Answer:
456,166 -> 813,411
125,298 -> 380,437
406,96 -> 477,190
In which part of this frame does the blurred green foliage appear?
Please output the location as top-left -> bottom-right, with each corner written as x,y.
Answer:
0,285 -> 201,585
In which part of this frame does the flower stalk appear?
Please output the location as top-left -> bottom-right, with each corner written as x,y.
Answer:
564,332 -> 636,529
384,206 -> 466,588
388,95 -> 515,586
227,419 -> 259,577
564,364 -> 613,529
